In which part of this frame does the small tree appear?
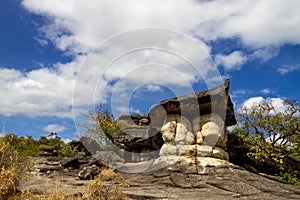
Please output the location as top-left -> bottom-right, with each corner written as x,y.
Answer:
230,99 -> 300,180
237,100 -> 300,148
83,105 -> 120,150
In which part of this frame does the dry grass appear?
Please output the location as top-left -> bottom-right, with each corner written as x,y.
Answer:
98,168 -> 123,181
0,137 -> 19,200
83,168 -> 126,200
1,136 -> 127,200
85,177 -> 127,200
0,167 -> 18,200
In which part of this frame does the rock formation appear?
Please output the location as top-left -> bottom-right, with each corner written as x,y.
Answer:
115,79 -> 236,168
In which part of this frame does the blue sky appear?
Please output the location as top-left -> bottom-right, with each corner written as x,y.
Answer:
0,0 -> 300,141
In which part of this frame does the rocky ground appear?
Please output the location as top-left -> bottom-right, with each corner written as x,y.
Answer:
18,154 -> 300,200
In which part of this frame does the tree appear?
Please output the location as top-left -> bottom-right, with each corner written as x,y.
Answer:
237,100 -> 300,149
83,105 -> 120,150
230,99 -> 300,183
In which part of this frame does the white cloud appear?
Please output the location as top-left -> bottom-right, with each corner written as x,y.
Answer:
260,88 -> 272,95
43,124 -> 66,133
61,138 -> 72,143
277,65 -> 300,75
241,97 -> 288,113
0,57 -> 84,118
1,0 -> 298,119
22,0 -> 300,52
215,51 -> 247,70
232,89 -> 252,95
250,47 -> 280,62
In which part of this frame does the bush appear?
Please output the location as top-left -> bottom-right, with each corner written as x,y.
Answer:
229,99 -> 300,184
0,136 -> 19,200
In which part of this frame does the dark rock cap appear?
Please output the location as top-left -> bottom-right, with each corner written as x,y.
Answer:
157,79 -> 236,126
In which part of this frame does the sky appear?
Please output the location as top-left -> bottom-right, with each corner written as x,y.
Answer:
0,0 -> 300,141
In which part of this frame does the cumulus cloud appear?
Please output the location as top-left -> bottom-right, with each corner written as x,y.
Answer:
0,62 -> 79,118
215,51 -> 247,70
277,65 -> 300,75
43,124 -> 66,133
241,97 -> 288,113
22,0 -> 300,51
1,0 -> 299,119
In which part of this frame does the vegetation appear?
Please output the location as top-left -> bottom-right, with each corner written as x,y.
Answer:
0,133 -> 80,159
85,169 -> 126,200
0,136 -> 20,200
83,105 -> 121,150
229,99 -> 300,184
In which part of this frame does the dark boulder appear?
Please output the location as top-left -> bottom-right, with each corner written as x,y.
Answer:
78,165 -> 101,180
157,79 -> 236,126
79,136 -> 102,155
114,127 -> 163,149
61,157 -> 80,168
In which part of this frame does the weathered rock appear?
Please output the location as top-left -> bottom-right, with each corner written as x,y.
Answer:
159,144 -> 177,156
140,148 -> 152,161
196,131 -> 204,144
174,123 -> 188,144
212,147 -> 229,160
185,132 -> 195,145
177,145 -> 196,156
114,127 -> 162,149
164,114 -> 192,131
196,145 -> 213,157
60,157 -> 80,168
161,122 -> 176,143
149,104 -> 167,127
158,79 -> 236,126
79,137 -> 102,155
78,164 -> 100,180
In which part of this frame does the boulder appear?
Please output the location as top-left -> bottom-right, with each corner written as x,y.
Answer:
196,145 -> 213,157
212,147 -> 229,160
79,137 -> 102,155
114,127 -> 162,149
60,157 -> 80,168
159,144 -> 177,156
158,79 -> 236,126
185,132 -> 195,145
174,123 -> 188,144
78,164 -> 100,180
161,122 -> 176,143
177,145 -> 196,156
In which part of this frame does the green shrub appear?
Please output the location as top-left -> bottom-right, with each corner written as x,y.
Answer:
229,100 -> 300,184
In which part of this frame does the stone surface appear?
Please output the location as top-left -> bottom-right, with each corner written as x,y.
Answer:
197,145 -> 213,157
177,145 -> 196,156
117,163 -> 300,200
160,144 -> 178,156
161,121 -> 176,143
19,156 -> 300,200
185,132 -> 195,145
78,164 -> 101,180
158,79 -> 236,127
196,131 -> 204,144
60,157 -> 79,168
212,147 -> 229,160
114,127 -> 163,149
175,123 -> 188,143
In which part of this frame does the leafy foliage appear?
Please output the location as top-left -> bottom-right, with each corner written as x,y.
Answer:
229,99 -> 300,184
83,105 -> 121,150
